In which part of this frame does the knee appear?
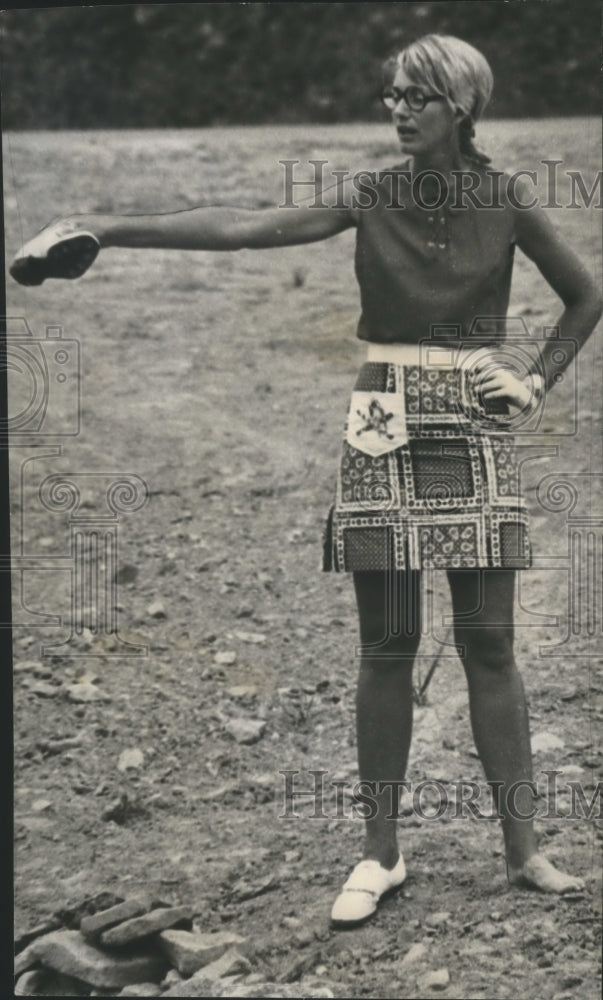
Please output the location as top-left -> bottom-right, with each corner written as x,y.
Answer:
454,627 -> 514,674
359,611 -> 421,661
359,631 -> 420,666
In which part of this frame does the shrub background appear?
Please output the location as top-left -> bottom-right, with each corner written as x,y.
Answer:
1,1 -> 600,129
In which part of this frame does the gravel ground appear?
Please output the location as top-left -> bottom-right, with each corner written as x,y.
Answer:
7,119 -> 602,998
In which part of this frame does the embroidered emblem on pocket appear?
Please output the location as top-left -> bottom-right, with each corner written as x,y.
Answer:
346,391 -> 408,457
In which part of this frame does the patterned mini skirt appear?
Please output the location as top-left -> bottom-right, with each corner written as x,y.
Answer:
322,356 -> 531,572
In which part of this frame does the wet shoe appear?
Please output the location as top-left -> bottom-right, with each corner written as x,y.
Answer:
330,853 -> 407,926
10,219 -> 100,286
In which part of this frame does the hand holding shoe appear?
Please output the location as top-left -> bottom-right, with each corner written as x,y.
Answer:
10,217 -> 101,286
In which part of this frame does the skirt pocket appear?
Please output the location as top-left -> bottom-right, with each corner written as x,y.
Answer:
346,390 -> 408,457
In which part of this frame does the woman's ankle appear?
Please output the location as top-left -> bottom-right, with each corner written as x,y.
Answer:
362,841 -> 400,869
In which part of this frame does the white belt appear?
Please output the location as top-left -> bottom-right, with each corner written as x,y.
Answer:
366,342 -> 497,370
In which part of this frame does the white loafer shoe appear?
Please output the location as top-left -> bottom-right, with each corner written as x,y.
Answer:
330,853 -> 407,926
10,219 -> 100,286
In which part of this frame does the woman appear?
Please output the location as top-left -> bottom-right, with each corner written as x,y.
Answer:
11,34 -> 602,925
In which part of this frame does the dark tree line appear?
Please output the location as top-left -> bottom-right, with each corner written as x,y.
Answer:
1,1 -> 599,129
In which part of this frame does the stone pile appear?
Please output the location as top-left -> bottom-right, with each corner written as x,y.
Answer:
14,895 -> 335,998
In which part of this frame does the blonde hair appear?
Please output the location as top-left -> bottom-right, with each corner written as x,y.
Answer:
390,34 -> 493,165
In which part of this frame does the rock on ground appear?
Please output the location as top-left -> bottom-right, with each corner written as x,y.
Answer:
14,917 -> 63,953
66,682 -> 111,703
194,947 -> 252,980
15,969 -> 90,997
81,897 -> 152,940
147,601 -> 166,619
100,906 -> 192,947
117,747 -> 145,771
158,929 -> 248,977
531,731 -> 565,752
161,974 -> 232,998
19,930 -> 168,990
400,942 -> 429,966
224,718 -> 266,744
417,967 -> 451,991
424,911 -> 451,928
163,976 -> 334,998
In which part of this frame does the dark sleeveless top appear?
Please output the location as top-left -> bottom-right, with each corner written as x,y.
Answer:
352,163 -> 518,345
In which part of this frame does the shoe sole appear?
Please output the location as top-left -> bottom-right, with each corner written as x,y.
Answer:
10,233 -> 100,286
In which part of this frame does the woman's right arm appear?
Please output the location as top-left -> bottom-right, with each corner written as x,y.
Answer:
68,199 -> 355,251
10,173 -> 361,284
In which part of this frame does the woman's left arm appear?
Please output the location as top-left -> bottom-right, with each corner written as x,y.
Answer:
512,201 -> 603,391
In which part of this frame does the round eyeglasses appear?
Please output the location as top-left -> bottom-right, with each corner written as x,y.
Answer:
381,85 -> 446,113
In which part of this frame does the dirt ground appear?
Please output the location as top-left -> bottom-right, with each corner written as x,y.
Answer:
6,120 -> 602,998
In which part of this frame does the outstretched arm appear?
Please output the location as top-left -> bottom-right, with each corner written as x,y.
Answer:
10,179 -> 357,284
81,201 -> 355,251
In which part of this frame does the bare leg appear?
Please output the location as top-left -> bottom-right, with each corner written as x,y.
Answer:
447,568 -> 584,892
353,569 -> 421,870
